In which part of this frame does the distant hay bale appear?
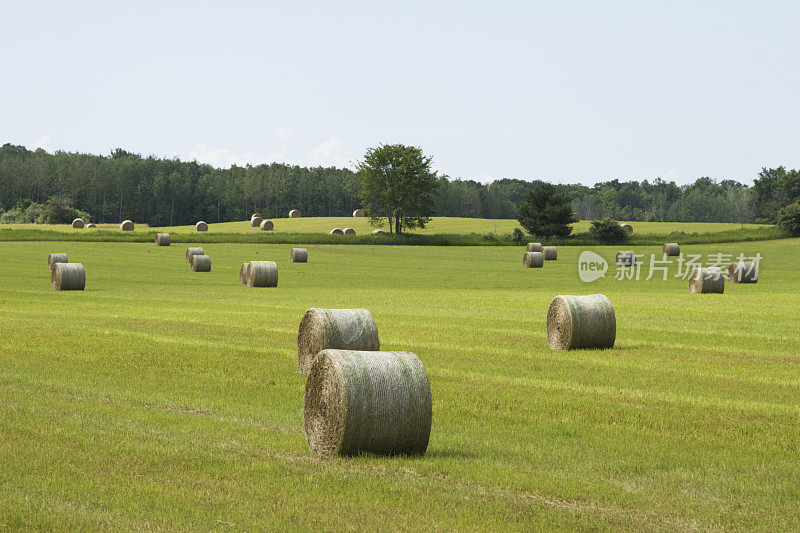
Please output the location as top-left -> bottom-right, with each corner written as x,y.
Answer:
728,262 -> 758,284
120,220 -> 134,231
297,308 -> 380,375
543,246 -> 557,260
51,263 -> 85,291
48,253 -> 68,269
291,248 -> 308,262
330,228 -> 344,235
239,262 -> 250,284
155,233 -> 171,246
689,267 -> 724,294
247,260 -> 277,287
620,223 -> 633,234
85,223 -> 96,228
615,251 -> 635,266
196,221 -> 208,232
250,215 -> 263,227
191,255 -> 211,272
304,349 -> 432,456
663,243 -> 680,256
371,229 -> 385,235
185,247 -> 204,263
251,213 -> 262,219
571,213 -> 580,222
72,218 -> 84,229
352,209 -> 365,217
343,228 -> 356,235
547,294 -> 616,350
289,209 -> 301,218
526,242 -> 543,253
523,251 -> 544,268
260,220 -> 274,231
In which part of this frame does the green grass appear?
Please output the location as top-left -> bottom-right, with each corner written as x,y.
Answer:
1,239 -> 799,530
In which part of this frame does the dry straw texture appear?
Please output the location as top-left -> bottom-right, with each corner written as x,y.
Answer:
297,308 -> 380,375
352,209 -> 365,217
48,253 -> 68,269
251,213 -> 262,219
239,262 -> 250,284
523,251 -> 544,268
304,349 -> 432,456
371,229 -> 384,235
85,223 -> 96,228
728,262 -> 758,283
72,218 -> 84,229
526,242 -> 543,252
247,261 -> 278,287
260,220 -> 274,231
196,221 -> 208,231
547,294 -> 616,350
543,246 -> 557,260
330,228 -> 344,235
291,248 -> 308,262
289,209 -> 301,218
663,243 -> 680,256
155,233 -> 171,246
620,223 -> 633,234
343,228 -> 356,235
185,247 -> 204,263
615,251 -> 636,266
51,263 -> 85,291
689,267 -> 724,293
191,255 -> 211,272
120,220 -> 134,231
250,216 -> 263,227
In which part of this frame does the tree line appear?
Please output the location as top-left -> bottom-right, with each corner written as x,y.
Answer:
0,143 -> 797,225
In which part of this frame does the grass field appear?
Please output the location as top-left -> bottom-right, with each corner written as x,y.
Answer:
1,239 -> 799,530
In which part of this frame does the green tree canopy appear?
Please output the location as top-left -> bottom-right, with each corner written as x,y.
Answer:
516,184 -> 573,238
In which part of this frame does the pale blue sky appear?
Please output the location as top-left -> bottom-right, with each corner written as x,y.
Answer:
1,1 -> 798,184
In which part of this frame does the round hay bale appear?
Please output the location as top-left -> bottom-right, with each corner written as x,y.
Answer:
191,255 -> 211,272
51,263 -> 85,291
352,209 -> 365,217
289,209 -> 301,218
330,228 -> 344,235
72,218 -> 84,229
48,253 -> 68,269
689,267 -> 724,294
155,233 -> 171,246
251,213 -> 262,219
297,308 -> 380,375
523,251 -> 544,268
547,294 -> 616,350
291,248 -> 308,263
304,349 -> 431,456
247,260 -> 277,287
250,216 -> 263,228
186,247 -> 204,263
543,246 -> 557,260
85,223 -> 96,228
615,251 -> 635,266
728,262 -> 758,284
239,262 -> 250,284
371,229 -> 385,235
260,220 -> 274,231
663,243 -> 680,257
195,221 -> 208,232
120,220 -> 134,231
343,228 -> 356,235
571,213 -> 580,222
620,223 -> 633,234
526,242 -> 543,253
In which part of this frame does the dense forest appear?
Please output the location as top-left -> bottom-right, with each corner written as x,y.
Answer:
0,143 -> 797,225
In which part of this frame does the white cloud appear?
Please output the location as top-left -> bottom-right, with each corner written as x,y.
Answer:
274,126 -> 295,141
659,169 -> 680,181
302,136 -> 354,168
34,133 -> 52,150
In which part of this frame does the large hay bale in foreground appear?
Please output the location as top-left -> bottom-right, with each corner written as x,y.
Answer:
526,242 -> 543,253
297,308 -> 380,375
353,209 -> 365,217
689,267 -> 724,294
343,228 -> 356,235
330,228 -> 344,235
543,246 -> 557,260
663,243 -> 680,257
304,349 -> 432,456
547,294 -> 616,350
85,223 -> 96,228
186,247 -> 204,263
120,220 -> 134,231
523,251 -> 544,268
196,221 -> 208,232
191,255 -> 211,272
247,261 -> 277,287
51,263 -> 85,291
728,262 -> 758,284
620,223 -> 633,234
48,253 -> 68,269
260,220 -> 274,231
155,233 -> 171,246
72,218 -> 84,229
250,215 -> 263,227
291,248 -> 308,262
289,209 -> 301,218
371,229 -> 385,235
615,251 -> 635,266
239,262 -> 250,284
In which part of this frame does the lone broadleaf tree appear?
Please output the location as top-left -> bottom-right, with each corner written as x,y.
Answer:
357,144 -> 439,234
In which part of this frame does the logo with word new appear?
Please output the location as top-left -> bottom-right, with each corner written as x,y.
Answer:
578,251 -> 607,282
